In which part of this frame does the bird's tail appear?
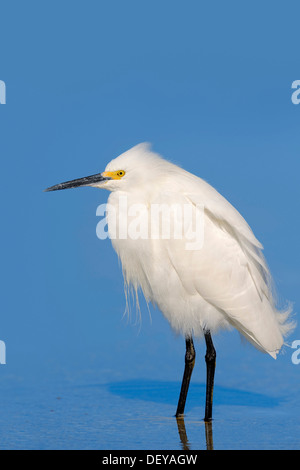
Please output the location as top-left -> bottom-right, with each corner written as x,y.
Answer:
238,301 -> 295,359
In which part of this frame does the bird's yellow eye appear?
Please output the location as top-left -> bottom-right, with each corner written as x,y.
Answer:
102,170 -> 126,180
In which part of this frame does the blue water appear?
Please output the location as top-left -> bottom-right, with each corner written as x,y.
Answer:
0,326 -> 299,450
1,0 -> 300,451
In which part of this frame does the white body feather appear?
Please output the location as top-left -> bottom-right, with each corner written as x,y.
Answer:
104,144 -> 294,359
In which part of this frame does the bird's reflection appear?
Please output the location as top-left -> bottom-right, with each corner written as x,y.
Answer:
176,416 -> 214,450
204,421 -> 214,450
176,416 -> 190,450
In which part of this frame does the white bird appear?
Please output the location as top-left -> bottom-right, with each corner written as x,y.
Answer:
46,143 -> 294,421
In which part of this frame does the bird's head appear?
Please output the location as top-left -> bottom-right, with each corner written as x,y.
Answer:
45,143 -> 168,194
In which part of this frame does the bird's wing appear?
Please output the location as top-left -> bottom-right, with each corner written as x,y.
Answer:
152,181 -> 285,356
181,174 -> 271,298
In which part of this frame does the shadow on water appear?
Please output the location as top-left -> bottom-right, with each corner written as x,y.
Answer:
107,379 -> 280,409
74,380 -> 282,449
106,379 -> 281,450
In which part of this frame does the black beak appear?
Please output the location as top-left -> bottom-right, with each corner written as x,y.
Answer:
44,173 -> 111,192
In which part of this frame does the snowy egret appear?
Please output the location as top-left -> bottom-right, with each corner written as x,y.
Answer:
46,143 -> 294,421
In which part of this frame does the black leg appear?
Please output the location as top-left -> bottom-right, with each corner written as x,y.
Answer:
204,330 -> 216,422
176,336 -> 195,417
